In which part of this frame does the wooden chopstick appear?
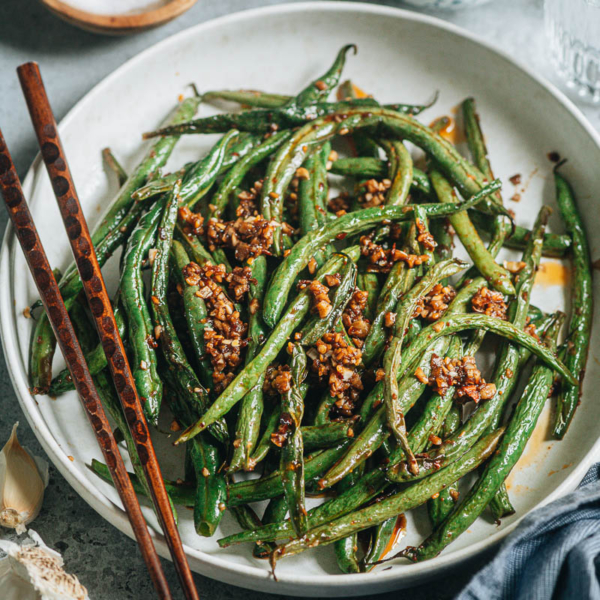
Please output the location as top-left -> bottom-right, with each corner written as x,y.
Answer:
17,62 -> 200,600
0,130 -> 173,600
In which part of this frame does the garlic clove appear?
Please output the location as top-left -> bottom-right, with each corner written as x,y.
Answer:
0,423 -> 49,534
0,530 -> 88,600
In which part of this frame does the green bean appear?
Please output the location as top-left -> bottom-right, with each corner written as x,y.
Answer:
29,269 -> 61,390
132,169 -> 187,202
357,272 -> 380,322
253,497 -> 287,559
271,429 -> 503,561
295,146 -> 331,265
337,81 -> 381,159
318,406 -> 388,490
227,442 -> 351,506
364,514 -> 406,570
329,158 -> 432,197
68,301 -> 96,353
553,169 -> 593,438
229,255 -> 268,472
210,130 -> 292,219
428,405 -> 461,528
412,205 -> 435,267
362,259 -> 415,368
378,139 -> 413,206
409,314 -> 564,561
120,199 -> 165,423
133,134 -> 257,204
313,390 -> 337,426
487,478 -> 515,521
219,131 -> 258,171
293,44 -> 358,107
148,85 -> 438,139
383,259 -> 468,473
330,156 -> 386,179
175,248 -> 361,443
102,147 -> 128,186
174,223 -> 214,266
483,206 -> 551,516
203,83 -> 437,115
461,98 -> 502,206
228,504 -> 275,559
431,216 -> 454,264
335,527 -> 362,573
341,82 -> 438,116
460,97 -> 512,256
181,130 -> 240,208
302,420 -> 358,451
468,210 -> 571,258
163,374 -> 225,536
136,131 -> 236,208
149,184 -> 188,411
190,435 -> 227,537
29,308 -> 57,395
300,257 -> 357,345
442,405 -> 462,440
313,141 -> 331,225
263,179 -> 501,327
145,98 -> 381,137
334,466 -> 364,574
249,404 -> 280,468
280,345 -> 309,535
430,169 -> 514,295
203,89 -> 290,109
170,241 -> 212,388
298,154 -> 324,235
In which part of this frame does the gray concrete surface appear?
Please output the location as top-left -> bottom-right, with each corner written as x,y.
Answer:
0,0 -> 596,598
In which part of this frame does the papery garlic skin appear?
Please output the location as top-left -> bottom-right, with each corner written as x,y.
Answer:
0,423 -> 49,533
0,530 -> 89,600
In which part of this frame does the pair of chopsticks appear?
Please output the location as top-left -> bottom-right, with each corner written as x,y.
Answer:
0,62 -> 200,600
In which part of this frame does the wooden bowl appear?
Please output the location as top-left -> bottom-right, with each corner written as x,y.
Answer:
38,0 -> 198,35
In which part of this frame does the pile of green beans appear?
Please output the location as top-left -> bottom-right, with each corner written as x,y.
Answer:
34,47 -> 592,575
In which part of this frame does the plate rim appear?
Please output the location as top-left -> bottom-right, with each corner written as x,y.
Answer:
2,1 -> 600,593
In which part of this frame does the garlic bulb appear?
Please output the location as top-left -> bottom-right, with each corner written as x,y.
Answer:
0,530 -> 88,600
0,423 -> 49,533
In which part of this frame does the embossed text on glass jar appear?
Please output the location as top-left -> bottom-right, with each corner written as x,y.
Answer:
545,0 -> 600,103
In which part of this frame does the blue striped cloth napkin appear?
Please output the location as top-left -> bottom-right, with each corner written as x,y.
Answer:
457,464 -> 600,600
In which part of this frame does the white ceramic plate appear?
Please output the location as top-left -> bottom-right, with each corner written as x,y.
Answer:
2,3 -> 600,596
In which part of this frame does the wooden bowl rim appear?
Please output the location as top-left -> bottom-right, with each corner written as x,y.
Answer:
39,0 -> 198,31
